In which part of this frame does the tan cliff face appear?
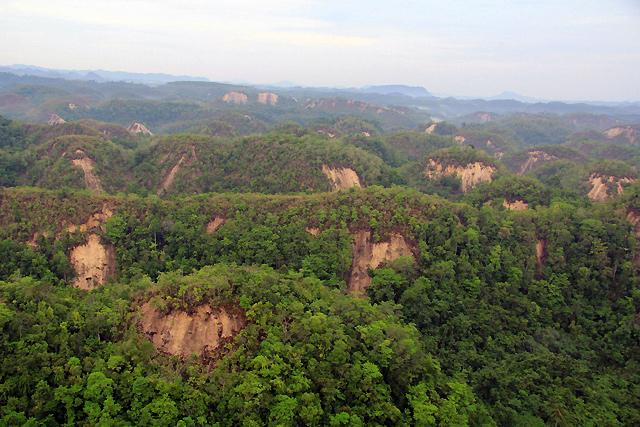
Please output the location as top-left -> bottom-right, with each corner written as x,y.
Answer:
424,160 -> 496,193
349,231 -> 413,296
587,174 -> 635,201
70,149 -> 103,193
322,165 -> 362,190
69,234 -> 116,290
503,199 -> 528,211
206,217 -> 226,234
305,227 -> 320,236
257,92 -> 279,106
222,91 -> 248,104
603,126 -> 638,144
127,122 -> 153,136
139,302 -> 246,358
425,123 -> 438,134
453,135 -> 466,144
519,151 -> 557,175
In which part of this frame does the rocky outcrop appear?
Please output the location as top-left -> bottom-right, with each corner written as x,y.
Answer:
348,231 -> 413,296
67,204 -> 113,233
127,122 -> 153,136
48,114 -> 66,125
603,126 -> 638,144
222,91 -> 248,104
70,149 -> 103,193
503,199 -> 528,211
587,174 -> 635,201
69,234 -> 116,290
139,302 -> 246,358
257,92 -> 279,106
453,135 -> 466,143
424,160 -> 496,193
305,227 -> 320,236
322,165 -> 362,190
519,150 -> 557,175
158,154 -> 186,195
425,123 -> 438,134
206,217 -> 226,234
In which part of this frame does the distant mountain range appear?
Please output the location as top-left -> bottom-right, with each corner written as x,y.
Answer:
0,64 -> 210,86
358,85 -> 432,98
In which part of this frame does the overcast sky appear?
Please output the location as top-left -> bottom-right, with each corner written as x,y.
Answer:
1,0 -> 639,101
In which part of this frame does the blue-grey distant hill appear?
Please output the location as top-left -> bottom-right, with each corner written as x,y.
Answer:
0,64 -> 209,86
359,85 -> 432,98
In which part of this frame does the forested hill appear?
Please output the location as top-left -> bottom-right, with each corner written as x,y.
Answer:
1,185 -> 639,425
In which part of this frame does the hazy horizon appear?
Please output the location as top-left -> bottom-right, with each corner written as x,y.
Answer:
2,0 -> 639,102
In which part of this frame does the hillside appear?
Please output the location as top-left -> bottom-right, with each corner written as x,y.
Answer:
1,79 -> 640,426
1,185 -> 639,425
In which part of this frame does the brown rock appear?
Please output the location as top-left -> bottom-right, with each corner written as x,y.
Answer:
424,160 -> 496,193
322,165 -> 362,190
69,234 -> 116,290
348,231 -> 413,296
139,302 -> 246,358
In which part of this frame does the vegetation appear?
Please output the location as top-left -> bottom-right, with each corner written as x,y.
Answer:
1,76 -> 640,425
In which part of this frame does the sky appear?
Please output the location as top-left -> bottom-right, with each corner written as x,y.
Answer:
1,0 -> 639,101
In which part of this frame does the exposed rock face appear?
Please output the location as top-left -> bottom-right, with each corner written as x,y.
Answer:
158,154 -> 187,195
127,122 -> 153,136
222,91 -> 248,104
67,204 -> 113,233
322,165 -> 362,190
519,150 -> 557,175
503,199 -> 528,211
349,231 -> 413,296
69,234 -> 116,290
206,217 -> 226,234
139,302 -> 246,358
305,227 -> 320,236
68,103 -> 78,111
603,126 -> 638,144
453,135 -> 466,143
587,174 -> 635,201
257,92 -> 279,106
424,160 -> 496,193
425,123 -> 438,134
70,149 -> 103,193
48,114 -> 66,125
